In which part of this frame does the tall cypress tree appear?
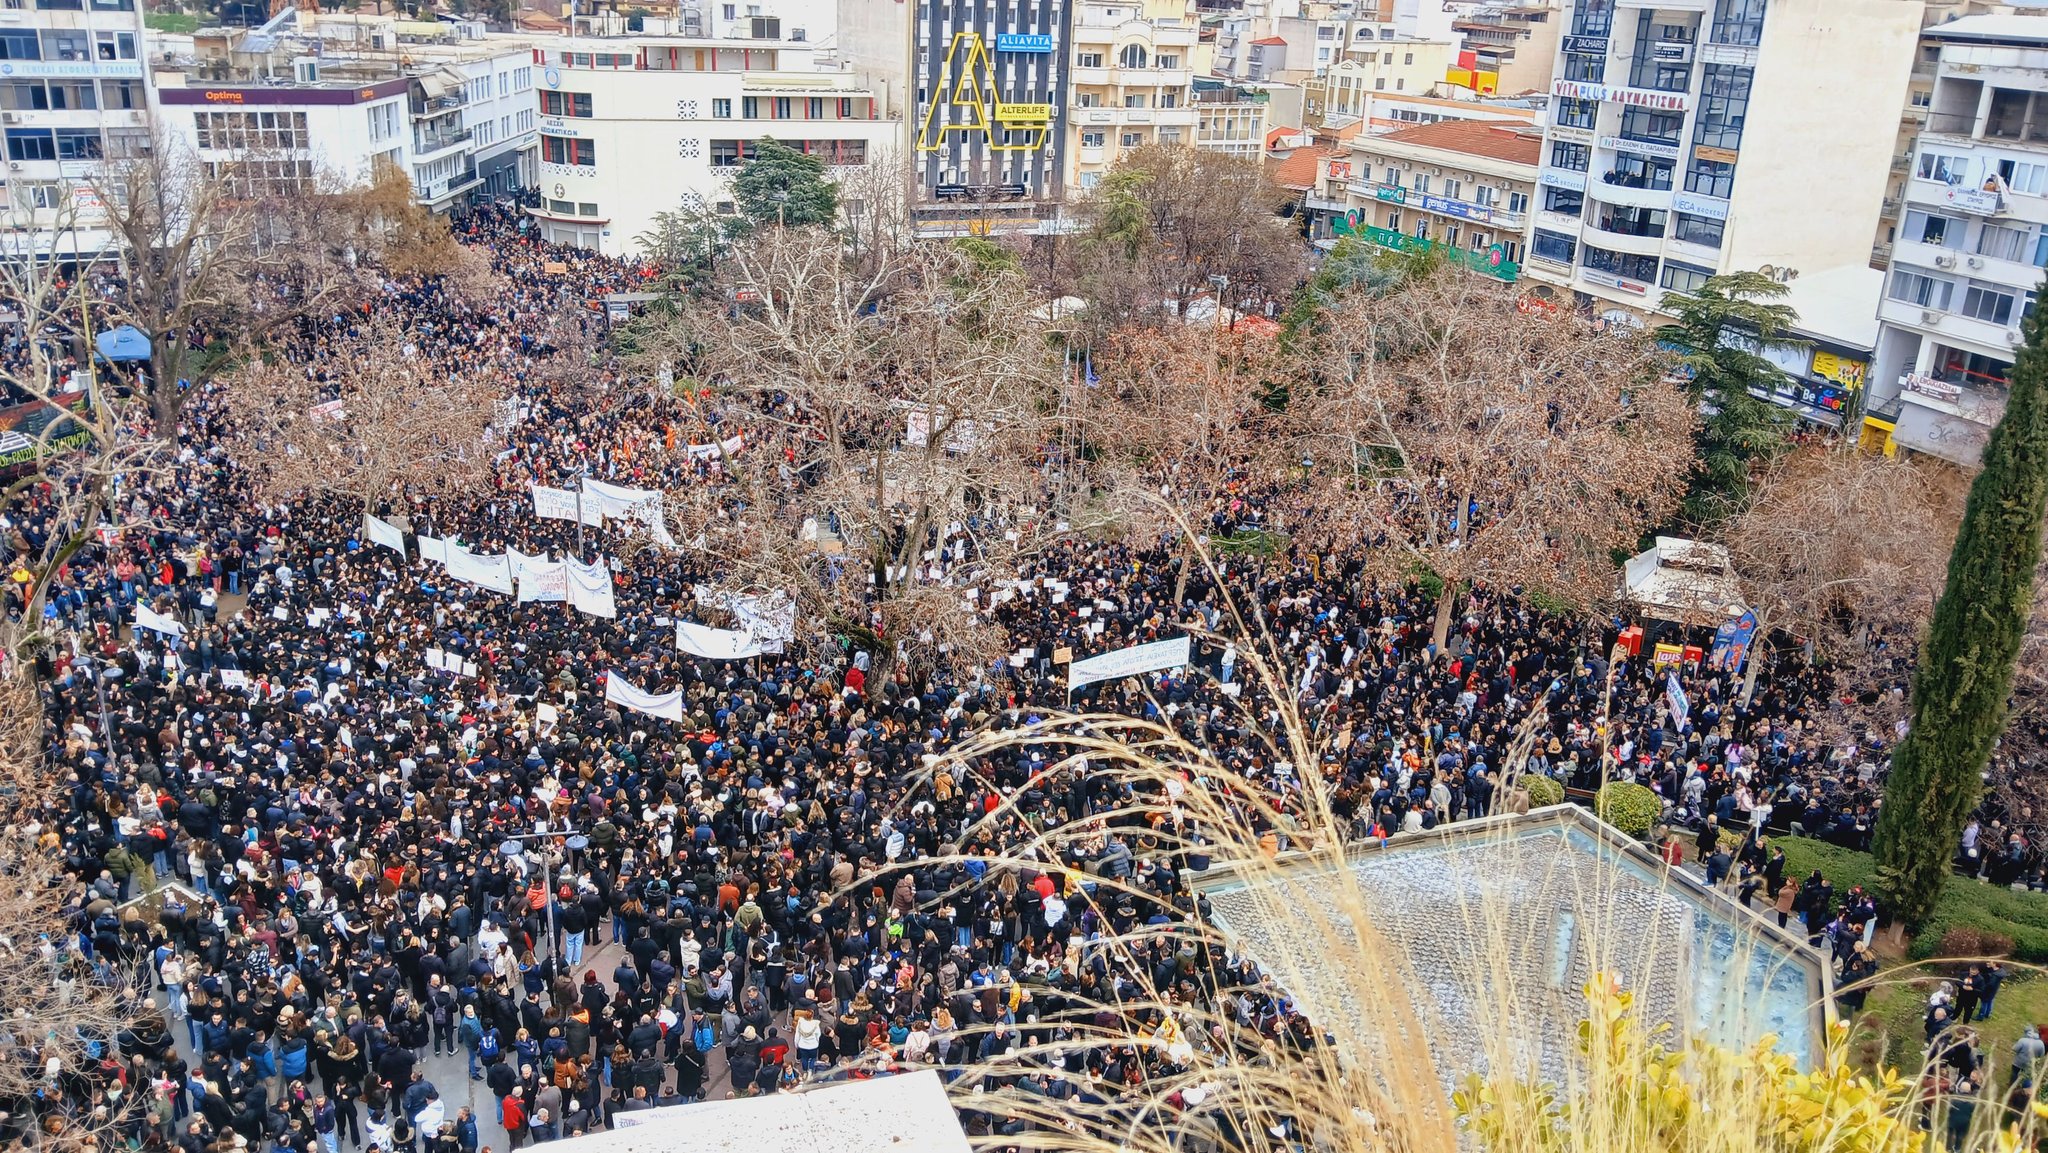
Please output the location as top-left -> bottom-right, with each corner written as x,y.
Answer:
1872,301 -> 2048,928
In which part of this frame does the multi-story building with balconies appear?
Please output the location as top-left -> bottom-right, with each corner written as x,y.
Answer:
1522,0 -> 1919,325
1066,0 -> 1198,191
1309,117 -> 1539,280
1869,14 -> 2048,465
0,0 -> 148,255
524,23 -> 896,253
1443,0 -> 1562,97
152,13 -> 538,219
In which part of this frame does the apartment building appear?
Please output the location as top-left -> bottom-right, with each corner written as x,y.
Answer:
524,27 -> 894,253
1310,117 -> 1538,279
1192,77 -> 1299,157
1067,0 -> 1198,192
1872,1 -> 2012,271
1523,0 -> 1919,323
839,0 -> 1072,236
1443,0 -> 1562,97
0,0 -> 149,256
152,14 -> 537,216
1869,14 -> 2048,465
1314,31 -> 1458,112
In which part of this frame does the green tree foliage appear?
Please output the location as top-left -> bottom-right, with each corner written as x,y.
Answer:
731,139 -> 839,233
1873,303 -> 2048,928
1663,271 -> 1802,524
1278,235 -> 1436,344
634,206 -> 725,289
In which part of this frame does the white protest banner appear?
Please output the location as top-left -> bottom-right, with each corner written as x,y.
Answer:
415,536 -> 451,566
604,670 -> 683,722
135,604 -> 184,637
363,513 -> 407,556
1665,671 -> 1690,732
511,549 -> 568,603
676,621 -> 768,661
219,669 -> 250,690
1068,635 -> 1192,692
530,485 -> 579,522
692,585 -> 796,652
581,477 -> 662,522
626,501 -> 677,548
682,434 -> 745,460
445,546 -> 516,595
566,558 -> 617,619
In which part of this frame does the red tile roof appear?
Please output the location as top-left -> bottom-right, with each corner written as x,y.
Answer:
1370,119 -> 1544,166
1268,146 -> 1341,191
1251,36 -> 1289,45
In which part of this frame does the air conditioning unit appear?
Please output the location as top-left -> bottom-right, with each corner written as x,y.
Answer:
1922,308 -> 1944,323
1934,253 -> 1957,268
0,113 -> 17,125
1967,256 -> 1985,268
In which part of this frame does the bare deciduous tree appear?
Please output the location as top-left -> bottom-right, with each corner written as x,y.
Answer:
1279,267 -> 1696,649
221,317 -> 507,510
645,227 -> 1062,680
1721,445 -> 1962,706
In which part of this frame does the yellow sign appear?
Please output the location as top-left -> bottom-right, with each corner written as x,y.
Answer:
1811,351 -> 1867,391
1652,642 -> 1684,668
995,102 -> 1052,123
1694,145 -> 1739,164
916,32 -> 1051,153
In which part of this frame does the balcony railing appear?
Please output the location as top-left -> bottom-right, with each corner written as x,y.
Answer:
413,128 -> 473,154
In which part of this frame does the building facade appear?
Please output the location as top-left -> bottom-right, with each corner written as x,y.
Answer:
526,33 -> 895,252
152,16 -> 536,215
1869,15 -> 2048,466
1523,0 -> 1919,323
1066,0 -> 1198,192
0,0 -> 149,256
1443,0 -> 1561,97
1311,117 -> 1539,279
839,0 -> 1074,235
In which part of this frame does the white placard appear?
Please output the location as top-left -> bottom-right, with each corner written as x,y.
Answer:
604,670 -> 683,721
363,514 -> 407,555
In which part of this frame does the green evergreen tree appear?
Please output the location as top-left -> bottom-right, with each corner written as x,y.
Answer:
730,139 -> 839,233
1872,300 -> 2048,928
1663,271 -> 1802,524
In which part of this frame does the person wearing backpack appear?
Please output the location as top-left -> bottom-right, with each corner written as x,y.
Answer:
475,1019 -> 502,1082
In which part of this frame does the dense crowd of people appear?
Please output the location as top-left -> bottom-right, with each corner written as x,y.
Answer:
0,202 -> 2010,1153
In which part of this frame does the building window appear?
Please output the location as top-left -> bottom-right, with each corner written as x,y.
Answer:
774,97 -> 792,118
105,127 -> 149,158
1628,20 -> 1693,91
1375,78 -> 1386,90
102,78 -> 143,109
1413,174 -> 1431,194
40,29 -> 87,61
1078,52 -> 1103,67
1672,212 -> 1725,248
1119,44 -> 1147,68
92,30 -> 135,60
541,135 -> 595,166
1605,154 -> 1672,190
807,98 -> 824,118
1889,269 -> 1954,310
1532,228 -> 1576,264
1554,98 -> 1597,129
539,91 -> 593,117
368,102 -> 399,144
1691,65 -> 1752,151
1903,210 -> 1962,249
1962,282 -> 2019,325
711,139 -> 743,166
1121,131 -> 1143,147
1543,186 -> 1582,215
1160,54 -> 1179,68
1999,158 -> 2047,195
1660,260 -> 1714,294
1582,243 -> 1658,284
1082,130 -> 1105,147
1684,158 -> 1735,198
1571,0 -> 1613,36
1619,108 -> 1683,147
742,97 -> 760,118
1507,191 -> 1528,215
10,180 -> 58,211
1549,141 -> 1590,171
1977,222 -> 2043,264
0,30 -> 38,61
4,128 -> 52,161
1562,53 -> 1605,83
1125,93 -> 1147,108
1711,0 -> 1766,47
1917,150 -> 1969,185
713,98 -> 732,118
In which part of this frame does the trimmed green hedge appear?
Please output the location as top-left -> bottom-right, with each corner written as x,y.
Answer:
1595,782 -> 1661,838
1525,775 -> 1565,809
1775,836 -> 2048,963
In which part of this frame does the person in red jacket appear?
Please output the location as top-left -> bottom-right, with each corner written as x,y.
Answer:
499,1089 -> 528,1149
